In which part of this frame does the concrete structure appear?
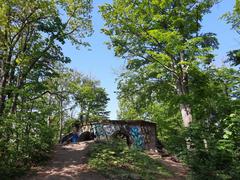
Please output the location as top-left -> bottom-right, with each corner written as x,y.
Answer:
78,120 -> 157,150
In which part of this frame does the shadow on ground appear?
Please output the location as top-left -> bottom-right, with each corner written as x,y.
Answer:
19,141 -> 106,180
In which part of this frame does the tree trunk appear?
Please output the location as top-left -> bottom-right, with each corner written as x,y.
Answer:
0,73 -> 9,115
176,76 -> 193,127
59,99 -> 63,142
180,103 -> 192,149
180,103 -> 192,128
176,63 -> 193,149
0,94 -> 6,115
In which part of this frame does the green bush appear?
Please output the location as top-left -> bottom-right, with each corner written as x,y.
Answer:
0,114 -> 55,179
186,113 -> 240,179
88,139 -> 172,180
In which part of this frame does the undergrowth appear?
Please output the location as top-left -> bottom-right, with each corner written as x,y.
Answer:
88,139 -> 172,180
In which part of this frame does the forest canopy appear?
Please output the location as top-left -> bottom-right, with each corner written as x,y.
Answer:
0,0 -> 239,179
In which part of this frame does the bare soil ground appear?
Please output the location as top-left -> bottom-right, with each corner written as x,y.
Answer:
148,153 -> 189,180
19,141 -> 106,180
19,141 -> 188,180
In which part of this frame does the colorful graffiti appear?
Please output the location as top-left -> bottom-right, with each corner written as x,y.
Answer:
129,126 -> 144,149
103,124 -> 120,136
141,126 -> 151,144
61,120 -> 156,150
93,123 -> 106,138
92,123 -> 120,138
91,122 -> 155,150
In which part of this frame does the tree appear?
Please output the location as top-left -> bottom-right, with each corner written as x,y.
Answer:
223,0 -> 240,66
100,0 -> 218,128
224,0 -> 240,34
116,62 -> 240,177
70,76 -> 110,121
0,1 -> 93,177
0,0 -> 93,115
47,67 -> 110,138
100,4 -> 240,177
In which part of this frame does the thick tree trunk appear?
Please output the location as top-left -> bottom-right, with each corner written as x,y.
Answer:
175,56 -> 193,127
176,77 -> 193,127
176,63 -> 193,149
180,103 -> 192,128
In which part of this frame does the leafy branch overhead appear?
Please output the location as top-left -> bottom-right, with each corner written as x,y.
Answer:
100,0 -> 219,128
0,0 -> 93,114
223,0 -> 240,66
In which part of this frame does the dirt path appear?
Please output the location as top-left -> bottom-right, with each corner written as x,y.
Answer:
20,141 -> 106,180
148,153 -> 189,180
20,141 -> 188,180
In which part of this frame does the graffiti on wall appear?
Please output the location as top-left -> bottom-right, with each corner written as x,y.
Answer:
92,123 -> 154,149
93,123 -> 120,138
103,124 -> 120,136
93,123 -> 106,138
140,126 -> 151,145
129,126 -> 144,149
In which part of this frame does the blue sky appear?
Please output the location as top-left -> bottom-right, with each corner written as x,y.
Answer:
62,0 -> 239,120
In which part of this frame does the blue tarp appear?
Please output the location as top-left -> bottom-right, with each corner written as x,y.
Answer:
71,134 -> 79,143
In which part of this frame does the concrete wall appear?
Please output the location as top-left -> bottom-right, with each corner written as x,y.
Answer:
87,120 -> 157,150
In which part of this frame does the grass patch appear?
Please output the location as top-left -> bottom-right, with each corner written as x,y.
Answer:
88,140 -> 173,180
